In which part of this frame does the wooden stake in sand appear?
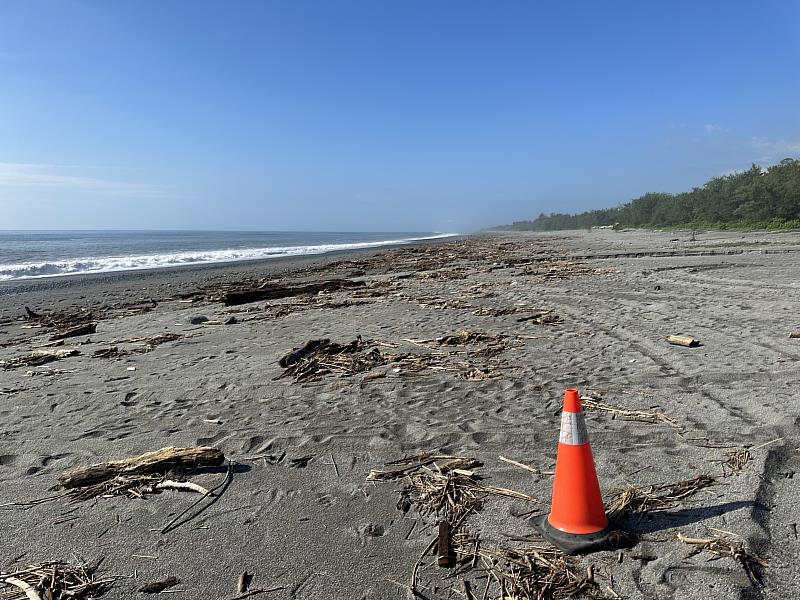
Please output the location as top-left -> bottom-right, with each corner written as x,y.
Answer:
58,446 -> 225,489
666,335 -> 700,347
437,521 -> 454,568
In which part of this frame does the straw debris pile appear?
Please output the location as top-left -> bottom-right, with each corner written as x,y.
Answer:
0,562 -> 112,600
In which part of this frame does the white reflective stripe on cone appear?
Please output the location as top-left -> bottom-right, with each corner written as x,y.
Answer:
559,411 -> 588,445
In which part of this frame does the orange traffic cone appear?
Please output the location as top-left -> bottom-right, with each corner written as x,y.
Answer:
540,388 -> 611,553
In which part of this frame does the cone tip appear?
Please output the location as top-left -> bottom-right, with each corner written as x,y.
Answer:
563,388 -> 582,412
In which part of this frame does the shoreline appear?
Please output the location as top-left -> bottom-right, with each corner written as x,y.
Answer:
0,234 -> 469,323
0,233 -> 465,292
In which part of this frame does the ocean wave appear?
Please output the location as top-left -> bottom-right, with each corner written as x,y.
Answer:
0,233 -> 458,281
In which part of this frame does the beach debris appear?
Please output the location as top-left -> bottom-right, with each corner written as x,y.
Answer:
368,453 -> 534,522
188,315 -> 209,325
23,306 -> 43,319
22,307 -> 94,329
58,446 -> 225,490
236,572 -> 251,594
1,348 -> 80,370
677,532 -> 767,586
222,279 -> 366,306
0,562 -> 112,600
606,474 -> 715,517
498,455 -> 554,476
458,540 -> 599,600
580,396 -> 681,428
288,456 -> 313,469
92,333 -> 182,359
93,347 -> 120,358
160,460 -> 234,534
362,370 -> 386,381
370,453 -> 599,599
436,521 -> 454,567
139,577 -> 180,594
50,323 -> 97,341
388,350 -> 509,381
227,587 -> 287,600
278,339 -> 330,368
718,448 -> 752,477
666,334 -> 701,347
516,309 -> 563,324
277,337 -> 385,383
437,330 -> 503,346
789,331 -> 800,339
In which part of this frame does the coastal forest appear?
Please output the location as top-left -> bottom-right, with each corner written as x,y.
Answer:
499,158 -> 800,231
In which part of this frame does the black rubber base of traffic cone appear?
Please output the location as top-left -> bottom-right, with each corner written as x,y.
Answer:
538,516 -> 613,555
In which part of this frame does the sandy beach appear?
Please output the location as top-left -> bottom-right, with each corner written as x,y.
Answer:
2,229 -> 799,599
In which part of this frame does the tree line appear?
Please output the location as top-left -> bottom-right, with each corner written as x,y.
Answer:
496,158 -> 800,231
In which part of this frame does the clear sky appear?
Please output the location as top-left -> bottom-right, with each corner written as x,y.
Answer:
1,1 -> 798,232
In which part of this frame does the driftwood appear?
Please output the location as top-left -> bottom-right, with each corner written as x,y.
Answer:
58,446 -> 225,489
1,348 -> 79,370
666,335 -> 700,347
139,577 -> 180,594
789,331 -> 800,339
223,279 -> 366,306
50,323 -> 96,341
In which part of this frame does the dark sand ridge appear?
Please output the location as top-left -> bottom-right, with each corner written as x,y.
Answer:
1,229 -> 799,599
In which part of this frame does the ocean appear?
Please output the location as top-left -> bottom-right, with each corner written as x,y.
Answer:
0,230 -> 457,281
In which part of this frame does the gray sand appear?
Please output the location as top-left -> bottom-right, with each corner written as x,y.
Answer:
1,229 -> 799,599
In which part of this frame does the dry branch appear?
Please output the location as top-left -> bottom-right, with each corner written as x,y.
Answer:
580,396 -> 681,428
677,532 -> 767,585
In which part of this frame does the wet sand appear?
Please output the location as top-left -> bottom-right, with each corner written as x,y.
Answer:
1,229 -> 799,599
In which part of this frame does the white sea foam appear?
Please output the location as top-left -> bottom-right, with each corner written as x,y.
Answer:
0,233 -> 458,281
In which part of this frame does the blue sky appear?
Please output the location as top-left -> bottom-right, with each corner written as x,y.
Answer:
1,1 -> 798,232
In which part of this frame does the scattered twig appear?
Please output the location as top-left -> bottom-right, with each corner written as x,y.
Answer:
581,396 -> 681,428
606,474 -> 715,517
677,532 -> 767,586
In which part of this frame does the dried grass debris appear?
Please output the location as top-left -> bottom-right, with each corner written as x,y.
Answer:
369,453 -> 599,600
718,448 -> 752,477
606,474 -> 715,517
438,330 -> 503,346
677,532 -> 767,586
277,337 -> 386,383
0,562 -> 112,600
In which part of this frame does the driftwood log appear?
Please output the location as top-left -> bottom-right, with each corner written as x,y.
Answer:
223,279 -> 366,306
790,331 -> 800,339
50,323 -> 97,341
58,446 -> 225,489
666,335 -> 700,347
